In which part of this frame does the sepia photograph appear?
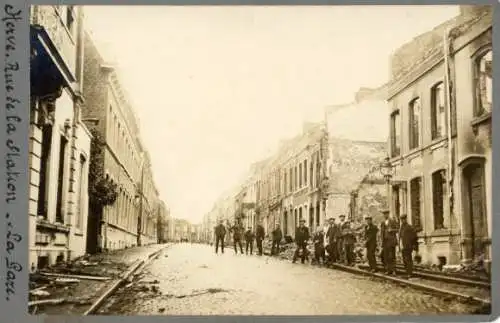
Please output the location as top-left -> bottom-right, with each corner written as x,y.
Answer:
27,4 -> 492,316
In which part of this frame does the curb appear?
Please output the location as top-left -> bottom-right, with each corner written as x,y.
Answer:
330,263 -> 491,306
83,244 -> 170,315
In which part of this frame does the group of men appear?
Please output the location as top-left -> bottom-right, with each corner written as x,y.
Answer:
212,208 -> 418,278
214,220 -> 267,256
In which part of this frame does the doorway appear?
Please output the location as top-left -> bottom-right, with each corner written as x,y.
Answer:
463,162 -> 488,261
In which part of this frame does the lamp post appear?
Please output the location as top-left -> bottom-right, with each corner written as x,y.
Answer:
136,157 -> 148,246
378,156 -> 394,217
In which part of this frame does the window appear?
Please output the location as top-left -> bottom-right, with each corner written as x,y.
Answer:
37,124 -> 53,219
409,98 -> 421,150
284,172 -> 288,194
390,111 -> 401,157
299,164 -> 303,187
289,168 -> 293,192
310,159 -> 314,187
56,136 -> 68,223
76,155 -> 86,229
294,166 -> 298,190
432,170 -> 446,230
410,177 -> 422,231
431,82 -> 447,140
304,160 -> 308,185
475,49 -> 492,116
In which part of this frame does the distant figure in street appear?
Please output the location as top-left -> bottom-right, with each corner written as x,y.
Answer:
255,221 -> 265,256
271,223 -> 283,256
244,227 -> 255,255
364,215 -> 379,272
313,227 -> 326,265
338,214 -> 348,262
380,209 -> 399,275
326,217 -> 340,264
214,220 -> 227,254
399,214 -> 419,279
292,219 -> 310,264
231,222 -> 244,254
343,221 -> 357,266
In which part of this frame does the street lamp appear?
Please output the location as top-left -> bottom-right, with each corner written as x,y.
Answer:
378,156 -> 394,218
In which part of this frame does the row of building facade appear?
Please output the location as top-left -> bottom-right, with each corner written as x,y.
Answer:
202,5 -> 492,271
29,5 -> 176,270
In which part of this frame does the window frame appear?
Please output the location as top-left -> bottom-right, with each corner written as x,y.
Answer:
409,176 -> 423,232
430,81 -> 447,140
408,97 -> 422,150
390,110 -> 401,157
473,45 -> 493,118
431,169 -> 446,230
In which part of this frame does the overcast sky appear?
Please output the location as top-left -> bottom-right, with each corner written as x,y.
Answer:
83,5 -> 459,223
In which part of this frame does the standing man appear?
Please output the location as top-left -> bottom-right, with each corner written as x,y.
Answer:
255,220 -> 265,256
231,221 -> 244,254
292,219 -> 310,264
399,214 -> 418,279
338,214 -> 348,262
343,221 -> 357,266
244,227 -> 255,255
364,215 -> 379,272
326,217 -> 340,264
380,208 -> 398,275
214,220 -> 227,254
313,227 -> 326,265
271,223 -> 283,256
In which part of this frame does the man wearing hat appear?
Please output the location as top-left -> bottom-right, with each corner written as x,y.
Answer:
214,220 -> 227,254
337,214 -> 348,262
380,208 -> 399,275
399,214 -> 418,279
271,223 -> 283,256
326,217 -> 341,263
364,215 -> 379,272
292,219 -> 310,264
255,220 -> 266,256
343,220 -> 357,266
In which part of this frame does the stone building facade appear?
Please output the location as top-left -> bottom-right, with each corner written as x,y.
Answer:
82,32 -> 164,251
324,87 -> 389,223
386,5 -> 492,268
82,32 -> 144,251
29,5 -> 92,270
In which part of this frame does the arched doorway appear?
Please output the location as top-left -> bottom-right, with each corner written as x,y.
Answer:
461,159 -> 488,262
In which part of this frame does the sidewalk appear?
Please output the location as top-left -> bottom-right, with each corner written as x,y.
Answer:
29,244 -> 169,315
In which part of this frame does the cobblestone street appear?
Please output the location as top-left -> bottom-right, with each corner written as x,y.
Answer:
99,243 -> 484,315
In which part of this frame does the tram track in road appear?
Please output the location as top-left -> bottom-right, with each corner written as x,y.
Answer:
357,263 -> 491,289
330,262 -> 491,309
82,246 -> 168,315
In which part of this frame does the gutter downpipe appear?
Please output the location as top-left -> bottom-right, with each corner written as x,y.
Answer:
443,28 -> 460,255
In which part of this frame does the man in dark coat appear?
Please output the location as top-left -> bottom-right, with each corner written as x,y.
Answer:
326,217 -> 341,263
313,227 -> 326,265
292,219 -> 310,264
343,221 -> 357,266
255,221 -> 265,255
271,223 -> 283,256
231,221 -> 244,254
364,215 -> 379,272
244,227 -> 255,255
338,214 -> 348,262
380,209 -> 399,275
399,214 -> 419,279
214,220 -> 227,254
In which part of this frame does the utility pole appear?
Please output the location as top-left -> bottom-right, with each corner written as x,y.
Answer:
137,161 -> 146,246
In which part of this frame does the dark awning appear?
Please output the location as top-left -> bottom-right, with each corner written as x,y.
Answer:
30,25 -> 75,96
